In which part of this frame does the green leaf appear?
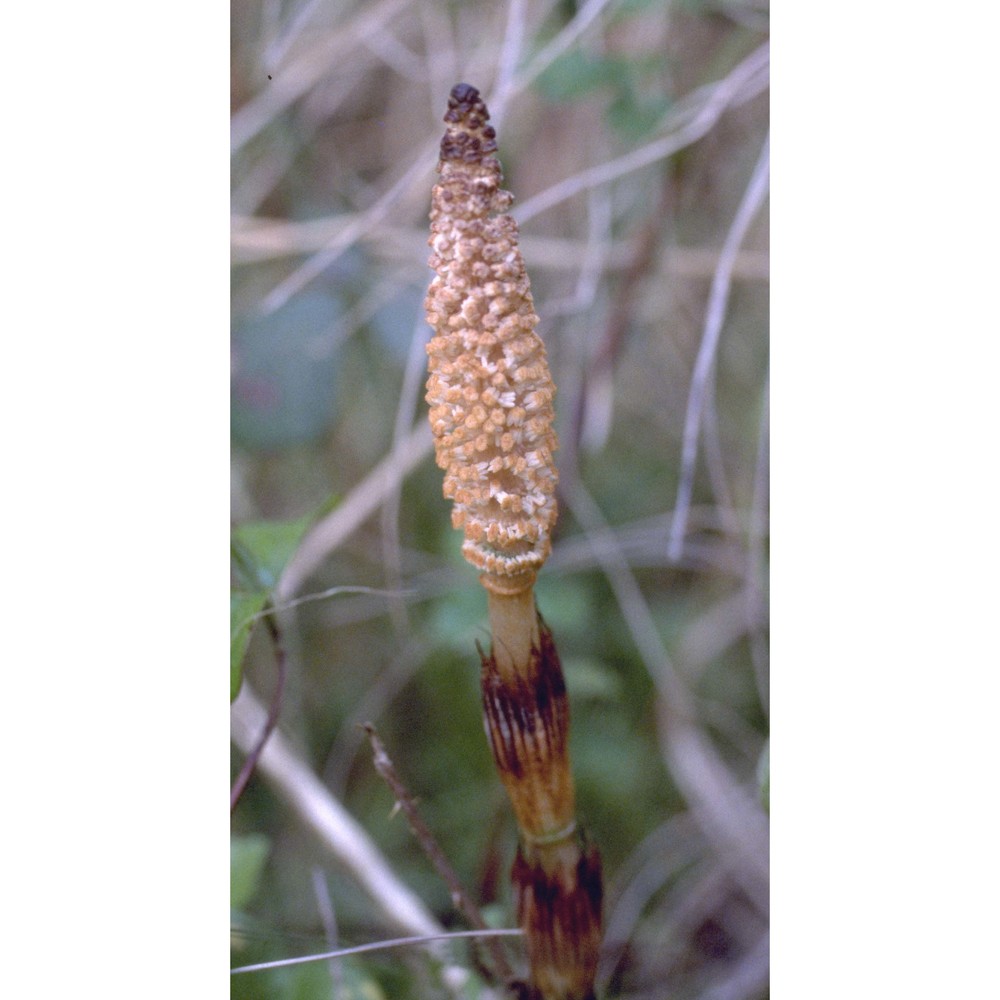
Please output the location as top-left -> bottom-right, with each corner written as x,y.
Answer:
231,590 -> 269,701
230,506 -> 338,700
232,514 -> 315,591
231,832 -> 270,910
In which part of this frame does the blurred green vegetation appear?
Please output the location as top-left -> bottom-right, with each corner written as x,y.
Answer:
232,1 -> 769,998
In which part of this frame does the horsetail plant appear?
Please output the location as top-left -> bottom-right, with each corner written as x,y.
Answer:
425,83 -> 603,1000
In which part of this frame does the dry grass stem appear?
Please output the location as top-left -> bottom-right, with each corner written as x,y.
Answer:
364,724 -> 515,982
231,929 -> 525,978
230,606 -> 286,813
310,867 -> 347,999
232,214 -> 768,279
233,0 -> 410,151
262,155 -> 435,315
669,133 -> 771,561
515,43 -> 769,224
231,684 -> 451,946
275,422 -> 432,604
561,478 -> 768,910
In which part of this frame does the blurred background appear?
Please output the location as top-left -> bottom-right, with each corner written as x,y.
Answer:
231,1 -> 769,997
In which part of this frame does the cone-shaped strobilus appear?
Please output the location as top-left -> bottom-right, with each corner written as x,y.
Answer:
425,83 -> 602,1000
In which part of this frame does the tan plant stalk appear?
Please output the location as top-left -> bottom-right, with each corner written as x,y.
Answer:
425,83 -> 602,1000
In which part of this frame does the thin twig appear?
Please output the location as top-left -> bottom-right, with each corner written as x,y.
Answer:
322,634 -> 433,794
380,313 -> 432,639
418,0 -> 457,119
363,723 -> 516,983
514,44 -> 769,224
543,181 -> 612,320
275,421 -> 433,604
245,586 -> 416,628
699,380 -> 741,539
668,132 -> 770,561
231,686 -> 441,937
746,370 -> 770,712
264,0 -> 334,69
560,476 -> 769,910
548,510 -> 747,580
488,0 -> 528,130
231,684 -> 476,999
517,0 -> 616,93
231,928 -> 525,976
362,25 -> 425,81
231,214 -> 768,278
629,860 -> 743,989
569,167 -> 675,462
233,0 -> 410,151
598,813 -> 701,989
311,867 -> 347,1000
230,605 -> 286,812
261,154 -> 433,315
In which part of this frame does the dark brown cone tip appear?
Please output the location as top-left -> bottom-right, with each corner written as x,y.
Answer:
440,81 -> 498,164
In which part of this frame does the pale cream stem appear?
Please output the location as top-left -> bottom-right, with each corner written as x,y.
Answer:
486,586 -> 539,678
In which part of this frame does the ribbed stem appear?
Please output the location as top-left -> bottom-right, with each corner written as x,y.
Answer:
513,834 -> 603,1000
480,612 -> 601,1000
481,610 -> 574,841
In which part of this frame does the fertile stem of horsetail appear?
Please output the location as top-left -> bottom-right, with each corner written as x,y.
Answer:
425,83 -> 602,1000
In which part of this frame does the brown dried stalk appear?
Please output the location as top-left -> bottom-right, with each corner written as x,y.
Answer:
425,83 -> 602,1000
363,723 -> 515,983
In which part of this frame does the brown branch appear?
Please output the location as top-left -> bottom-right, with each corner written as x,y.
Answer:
230,607 -> 286,812
362,723 -> 516,985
